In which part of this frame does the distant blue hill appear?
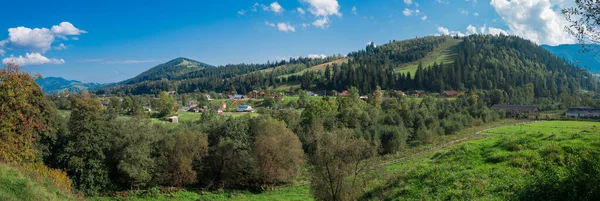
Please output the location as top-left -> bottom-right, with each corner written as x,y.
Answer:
542,44 -> 600,73
35,77 -> 104,94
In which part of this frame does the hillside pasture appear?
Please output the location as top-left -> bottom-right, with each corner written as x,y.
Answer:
395,38 -> 461,77
363,121 -> 600,200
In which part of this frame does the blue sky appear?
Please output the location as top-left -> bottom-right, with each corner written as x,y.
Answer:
0,0 -> 575,83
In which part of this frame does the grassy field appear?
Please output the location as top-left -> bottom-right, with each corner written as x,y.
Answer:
277,58 -> 349,79
0,164 -> 76,201
363,121 -> 600,200
396,38 -> 461,77
90,185 -> 312,201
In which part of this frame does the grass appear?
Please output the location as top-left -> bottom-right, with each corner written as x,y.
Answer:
395,38 -> 461,77
277,58 -> 349,79
363,121 -> 600,200
0,164 -> 76,201
90,185 -> 312,201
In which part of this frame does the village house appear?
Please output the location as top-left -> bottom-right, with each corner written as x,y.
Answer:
565,107 -> 600,118
491,104 -> 539,118
412,90 -> 426,97
228,94 -> 245,100
167,116 -> 179,123
442,90 -> 460,98
237,105 -> 255,113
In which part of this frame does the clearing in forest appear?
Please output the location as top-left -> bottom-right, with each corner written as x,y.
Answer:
396,38 -> 461,77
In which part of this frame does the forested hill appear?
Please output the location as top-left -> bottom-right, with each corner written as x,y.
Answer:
36,77 -> 103,94
122,57 -> 215,85
542,44 -> 600,73
97,35 -> 598,97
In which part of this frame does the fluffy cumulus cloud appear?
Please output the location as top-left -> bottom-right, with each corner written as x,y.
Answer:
437,26 -> 451,35
438,25 -> 509,36
303,0 -> 341,17
466,25 -> 478,35
302,0 -> 341,28
277,22 -> 296,32
312,17 -> 329,28
0,49 -> 5,56
2,52 -> 65,66
404,0 -> 412,5
308,54 -> 328,59
421,16 -> 428,21
7,27 -> 55,53
297,7 -> 306,15
270,2 -> 283,13
51,22 -> 86,36
490,0 -> 575,45
1,21 -> 85,65
352,6 -> 357,15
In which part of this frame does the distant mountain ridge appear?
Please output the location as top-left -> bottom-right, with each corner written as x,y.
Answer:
36,77 -> 103,94
542,44 -> 600,73
122,57 -> 215,85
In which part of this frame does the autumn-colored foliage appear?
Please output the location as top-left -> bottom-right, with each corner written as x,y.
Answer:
0,64 -> 50,163
0,64 -> 74,196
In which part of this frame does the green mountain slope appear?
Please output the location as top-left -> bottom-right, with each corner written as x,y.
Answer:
542,44 -> 600,73
395,37 -> 461,77
36,77 -> 103,94
97,35 -> 598,96
122,57 -> 215,84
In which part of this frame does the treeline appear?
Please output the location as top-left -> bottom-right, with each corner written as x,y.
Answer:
97,55 -> 344,95
301,35 -> 598,103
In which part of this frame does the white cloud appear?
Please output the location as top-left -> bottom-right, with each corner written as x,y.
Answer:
297,7 -> 306,15
473,12 -> 479,16
2,52 -> 65,66
54,43 -> 67,50
437,26 -> 466,37
460,9 -> 469,15
352,6 -> 357,15
51,22 -> 86,36
436,0 -> 449,4
403,8 -> 413,16
487,27 -> 509,36
490,0 -> 575,45
437,26 -> 450,35
277,22 -> 296,32
421,16 -> 428,21
439,25 -> 509,37
0,49 -> 5,56
265,20 -> 276,27
308,54 -> 328,59
404,0 -> 412,5
312,17 -> 330,28
302,23 -> 310,28
479,25 -> 487,34
467,25 -> 478,34
7,27 -> 54,53
3,22 -> 84,54
238,10 -> 246,15
71,37 -> 79,41
302,0 -> 341,17
270,2 -> 283,13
